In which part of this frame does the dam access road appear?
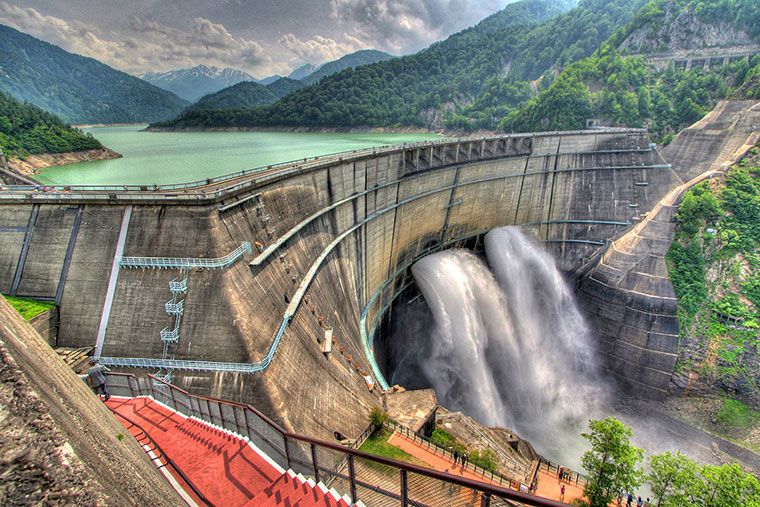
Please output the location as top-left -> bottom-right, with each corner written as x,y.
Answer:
1,102 -> 759,445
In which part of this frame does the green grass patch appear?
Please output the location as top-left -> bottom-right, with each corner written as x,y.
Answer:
3,295 -> 57,321
359,427 -> 420,466
716,399 -> 760,428
430,428 -> 467,454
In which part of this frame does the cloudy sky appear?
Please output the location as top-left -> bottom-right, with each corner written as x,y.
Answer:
0,0 -> 513,79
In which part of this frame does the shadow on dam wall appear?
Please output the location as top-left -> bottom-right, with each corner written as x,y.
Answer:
0,129 -> 687,440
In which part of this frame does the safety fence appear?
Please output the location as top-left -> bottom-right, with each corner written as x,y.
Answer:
386,421 -> 528,492
105,372 -> 570,507
120,242 -> 251,270
435,413 -> 532,480
0,128 -> 648,203
536,458 -> 588,487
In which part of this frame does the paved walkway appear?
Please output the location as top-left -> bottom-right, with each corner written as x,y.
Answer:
533,469 -> 585,505
388,430 -> 598,505
388,431 -> 512,487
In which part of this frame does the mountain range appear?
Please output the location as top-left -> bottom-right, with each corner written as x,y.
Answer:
151,0 -> 760,139
185,49 -> 394,111
0,24 -> 188,125
140,65 -> 257,102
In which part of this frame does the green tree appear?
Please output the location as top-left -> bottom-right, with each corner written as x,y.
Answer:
697,463 -> 760,507
581,417 -> 644,507
647,451 -> 699,507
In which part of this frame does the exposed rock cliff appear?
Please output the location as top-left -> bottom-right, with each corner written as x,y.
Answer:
6,148 -> 122,177
619,5 -> 755,54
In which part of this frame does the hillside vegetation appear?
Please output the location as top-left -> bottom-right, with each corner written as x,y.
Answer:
504,0 -> 760,140
0,24 -> 188,124
667,146 -> 760,408
189,82 -> 280,111
153,0 -> 635,130
152,0 -> 760,137
0,91 -> 102,158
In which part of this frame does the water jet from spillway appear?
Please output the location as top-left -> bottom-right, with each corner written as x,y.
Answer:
388,226 -> 610,466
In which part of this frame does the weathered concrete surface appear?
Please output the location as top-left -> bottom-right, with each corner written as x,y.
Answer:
29,306 -> 58,346
663,100 -> 760,182
0,130 -> 679,442
578,100 -> 760,400
0,296 -> 183,506
384,388 -> 438,434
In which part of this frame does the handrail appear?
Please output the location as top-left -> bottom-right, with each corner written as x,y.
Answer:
436,413 -> 532,478
106,405 -> 216,507
0,128 -> 649,202
105,372 -> 572,507
386,420 -> 527,488
120,242 -> 251,270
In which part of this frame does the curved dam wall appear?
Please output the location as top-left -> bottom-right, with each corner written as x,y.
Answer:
0,130 -> 681,440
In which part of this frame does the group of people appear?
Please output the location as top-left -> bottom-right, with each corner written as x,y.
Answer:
450,448 -> 469,468
622,492 -> 651,507
557,465 -> 572,482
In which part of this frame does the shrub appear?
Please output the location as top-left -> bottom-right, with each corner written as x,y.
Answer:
369,407 -> 388,427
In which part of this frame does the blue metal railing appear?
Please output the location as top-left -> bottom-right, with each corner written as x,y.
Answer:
160,326 -> 179,343
120,242 -> 251,270
165,299 -> 184,315
169,276 -> 188,293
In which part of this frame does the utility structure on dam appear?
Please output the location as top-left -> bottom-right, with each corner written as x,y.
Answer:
1,102 -> 758,443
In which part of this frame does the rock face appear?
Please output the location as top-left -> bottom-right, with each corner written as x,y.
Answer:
619,5 -> 755,54
6,148 -> 122,177
0,297 -> 183,506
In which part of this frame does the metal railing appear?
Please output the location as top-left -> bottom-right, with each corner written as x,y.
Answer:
120,242 -> 251,270
104,372 -> 571,507
169,276 -> 188,293
536,458 -> 588,487
436,413 -> 532,480
0,128 -> 649,203
160,326 -> 179,343
387,420 -> 528,490
165,299 -> 184,315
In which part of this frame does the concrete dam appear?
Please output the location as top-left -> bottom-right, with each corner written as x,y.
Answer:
0,126 -> 721,443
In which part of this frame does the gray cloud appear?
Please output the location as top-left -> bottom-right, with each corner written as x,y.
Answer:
1,0 -> 511,76
0,2 -> 278,76
329,0 -> 509,54
280,32 -> 369,64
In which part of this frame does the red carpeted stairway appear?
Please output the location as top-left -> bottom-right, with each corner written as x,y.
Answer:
107,397 -> 353,507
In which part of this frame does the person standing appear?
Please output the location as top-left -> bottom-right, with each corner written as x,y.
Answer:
83,358 -> 111,401
560,484 -> 565,501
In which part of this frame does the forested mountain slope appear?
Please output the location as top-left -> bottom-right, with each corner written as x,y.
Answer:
189,82 -> 279,111
503,0 -> 760,139
187,50 -> 394,111
0,91 -> 102,157
300,50 -> 394,86
155,0 -> 639,130
0,25 -> 188,125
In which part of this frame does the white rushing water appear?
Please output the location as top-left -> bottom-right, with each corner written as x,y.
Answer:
393,226 -> 608,465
